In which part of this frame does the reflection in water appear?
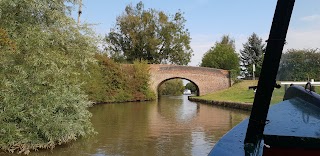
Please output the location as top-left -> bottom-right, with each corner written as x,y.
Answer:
157,95 -> 198,122
1,96 -> 249,156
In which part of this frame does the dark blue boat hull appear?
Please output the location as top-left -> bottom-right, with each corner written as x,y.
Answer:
209,86 -> 320,156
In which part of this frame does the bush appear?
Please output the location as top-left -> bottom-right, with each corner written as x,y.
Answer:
230,69 -> 242,84
0,0 -> 98,153
82,55 -> 155,103
278,49 -> 320,81
159,79 -> 185,96
0,28 -> 95,154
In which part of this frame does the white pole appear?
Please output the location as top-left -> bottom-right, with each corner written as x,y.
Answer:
77,0 -> 82,26
252,64 -> 256,80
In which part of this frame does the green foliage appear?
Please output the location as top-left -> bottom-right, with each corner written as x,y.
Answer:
185,82 -> 197,93
200,35 -> 239,72
246,55 -> 264,78
105,1 -> 192,65
84,54 -> 124,102
278,49 -> 320,81
132,60 -> 156,100
82,54 -> 155,103
219,35 -> 236,49
159,79 -> 185,96
1,0 -> 157,154
0,28 -> 15,51
230,69 -> 242,84
0,0 -> 97,154
240,33 -> 265,77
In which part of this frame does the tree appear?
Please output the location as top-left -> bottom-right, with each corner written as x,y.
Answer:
200,35 -> 239,71
105,1 -> 192,65
0,0 -> 96,153
185,82 -> 197,93
278,49 -> 320,81
219,35 -> 235,49
159,79 -> 185,96
240,33 -> 265,77
83,54 -> 156,103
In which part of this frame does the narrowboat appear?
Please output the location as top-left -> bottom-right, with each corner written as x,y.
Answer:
209,0 -> 320,155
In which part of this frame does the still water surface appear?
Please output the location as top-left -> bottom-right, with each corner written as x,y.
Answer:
5,95 -> 249,156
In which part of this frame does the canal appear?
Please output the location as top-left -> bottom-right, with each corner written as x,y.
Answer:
6,95 -> 249,156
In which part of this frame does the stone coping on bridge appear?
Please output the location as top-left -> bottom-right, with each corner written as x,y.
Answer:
151,64 -> 230,73
188,96 -> 252,111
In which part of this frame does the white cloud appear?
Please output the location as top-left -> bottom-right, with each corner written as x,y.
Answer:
184,22 -> 320,66
284,27 -> 320,51
300,14 -> 320,22
189,33 -> 268,66
286,14 -> 320,51
189,34 -> 218,66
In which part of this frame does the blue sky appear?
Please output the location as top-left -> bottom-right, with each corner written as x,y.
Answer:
73,0 -> 320,66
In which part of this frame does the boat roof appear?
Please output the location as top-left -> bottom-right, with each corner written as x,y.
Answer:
209,85 -> 320,155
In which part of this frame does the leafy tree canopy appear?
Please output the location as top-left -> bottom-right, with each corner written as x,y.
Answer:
278,49 -> 320,81
105,1 -> 193,65
0,0 -> 96,153
240,33 -> 265,77
200,35 -> 239,71
219,35 -> 235,49
185,82 -> 197,93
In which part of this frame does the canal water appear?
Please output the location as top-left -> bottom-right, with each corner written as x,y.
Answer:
4,95 -> 249,156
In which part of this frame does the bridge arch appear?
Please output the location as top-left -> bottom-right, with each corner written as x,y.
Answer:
157,77 -> 200,96
149,64 -> 231,96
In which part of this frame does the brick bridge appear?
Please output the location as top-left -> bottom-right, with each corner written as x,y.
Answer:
149,64 -> 231,96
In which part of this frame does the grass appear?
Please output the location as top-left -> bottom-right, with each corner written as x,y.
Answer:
195,80 -> 285,105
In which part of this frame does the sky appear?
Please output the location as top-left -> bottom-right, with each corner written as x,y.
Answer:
72,0 -> 320,66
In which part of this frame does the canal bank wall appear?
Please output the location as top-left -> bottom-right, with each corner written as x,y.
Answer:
188,96 -> 252,111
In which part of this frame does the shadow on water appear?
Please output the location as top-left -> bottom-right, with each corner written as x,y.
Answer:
1,95 -> 249,156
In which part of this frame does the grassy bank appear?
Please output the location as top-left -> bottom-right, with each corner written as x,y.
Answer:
192,80 -> 285,105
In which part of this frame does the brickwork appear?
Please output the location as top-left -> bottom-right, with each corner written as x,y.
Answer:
149,64 -> 231,96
